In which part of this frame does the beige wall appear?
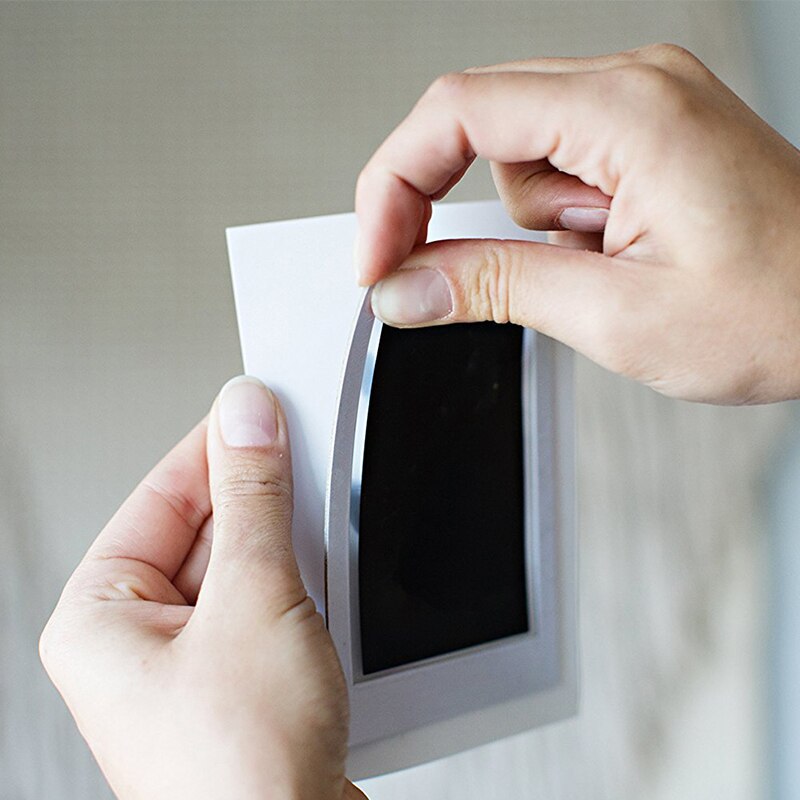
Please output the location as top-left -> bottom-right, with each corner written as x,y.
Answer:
0,3 -> 786,798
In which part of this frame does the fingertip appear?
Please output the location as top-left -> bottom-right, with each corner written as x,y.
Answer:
354,173 -> 432,286
216,375 -> 281,449
356,262 -> 378,288
352,228 -> 383,286
218,374 -> 269,394
354,245 -> 403,288
371,268 -> 453,326
353,229 -> 370,286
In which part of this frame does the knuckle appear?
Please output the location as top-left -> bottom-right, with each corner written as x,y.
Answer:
230,525 -> 294,574
423,71 -> 469,105
212,502 -> 296,581
38,619 -> 56,671
215,462 -> 292,509
610,62 -> 697,124
638,42 -> 698,68
38,610 -> 70,678
464,243 -> 515,324
356,157 -> 391,206
636,44 -> 714,92
500,186 -> 539,230
143,474 -> 207,531
506,205 -> 533,230
355,165 -> 373,201
615,62 -> 675,96
498,167 -> 560,230
280,593 -> 320,625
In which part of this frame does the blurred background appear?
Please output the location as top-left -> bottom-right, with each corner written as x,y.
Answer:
1,2 -> 799,798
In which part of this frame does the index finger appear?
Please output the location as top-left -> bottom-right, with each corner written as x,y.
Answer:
85,419 -> 211,580
354,66 -> 637,286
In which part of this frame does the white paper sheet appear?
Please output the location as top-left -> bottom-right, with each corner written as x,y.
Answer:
226,200 -> 545,612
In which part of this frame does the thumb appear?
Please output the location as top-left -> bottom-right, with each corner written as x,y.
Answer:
198,375 -> 306,622
369,238 -> 648,372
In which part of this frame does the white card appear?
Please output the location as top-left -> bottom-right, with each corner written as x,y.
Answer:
227,200 -> 546,612
226,200 -> 577,777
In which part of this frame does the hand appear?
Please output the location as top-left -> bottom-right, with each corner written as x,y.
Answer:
40,377 -> 366,800
356,44 -> 800,404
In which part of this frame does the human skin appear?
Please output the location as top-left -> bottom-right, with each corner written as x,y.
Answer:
357,44 -> 800,404
41,43 -> 800,800
40,377 -> 366,800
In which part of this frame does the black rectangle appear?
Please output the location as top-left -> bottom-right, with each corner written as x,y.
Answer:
358,322 -> 529,675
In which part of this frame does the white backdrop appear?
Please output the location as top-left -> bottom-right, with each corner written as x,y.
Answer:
0,3 -> 787,798
748,4 -> 800,798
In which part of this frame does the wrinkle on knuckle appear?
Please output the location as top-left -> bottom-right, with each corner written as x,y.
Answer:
213,499 -> 293,545
503,192 -> 537,229
215,465 -> 292,508
278,593 -> 320,625
142,474 -> 207,531
227,522 -> 294,566
465,244 -> 513,324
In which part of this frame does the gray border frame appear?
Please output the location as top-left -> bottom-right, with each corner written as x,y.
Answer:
348,319 -> 539,682
326,295 -> 577,778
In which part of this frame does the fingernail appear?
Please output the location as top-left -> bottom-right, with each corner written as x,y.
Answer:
371,268 -> 453,325
558,207 -> 609,233
218,375 -> 278,448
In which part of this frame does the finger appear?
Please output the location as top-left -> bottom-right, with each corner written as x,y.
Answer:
173,514 -> 214,604
355,69 -> 629,286
547,230 -> 605,252
461,43 -> 692,75
369,238 -> 651,375
355,44 -> 709,286
86,419 -> 211,580
197,376 -> 306,623
490,160 -> 610,231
